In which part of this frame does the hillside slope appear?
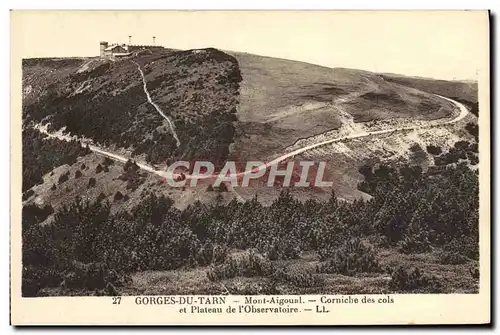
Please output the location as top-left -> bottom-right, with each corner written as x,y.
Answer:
229,52 -> 456,161
22,49 -> 476,208
380,73 -> 478,103
23,48 -> 242,167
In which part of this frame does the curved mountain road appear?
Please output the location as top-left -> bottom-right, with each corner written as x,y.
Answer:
188,94 -> 469,180
34,94 -> 469,185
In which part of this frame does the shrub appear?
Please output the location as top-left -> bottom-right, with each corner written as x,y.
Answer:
102,157 -> 114,166
409,143 -> 423,152
217,183 -> 228,192
75,170 -> 83,179
426,145 -> 442,155
81,163 -> 86,170
470,266 -> 479,279
270,267 -> 324,288
465,122 -> 479,141
195,242 -> 229,266
58,171 -> 70,184
114,191 -> 124,201
22,203 -> 54,228
51,184 -> 57,191
258,236 -> 301,261
207,252 -> 274,281
124,159 -> 139,172
440,237 -> 478,261
62,262 -> 131,291
22,127 -> 89,191
22,189 -> 35,201
469,153 -> 479,165
437,250 -> 468,265
317,238 -> 381,276
95,164 -> 103,173
389,266 -> 442,293
399,222 -> 432,254
22,266 -> 63,297
88,177 -> 96,188
240,252 -> 274,277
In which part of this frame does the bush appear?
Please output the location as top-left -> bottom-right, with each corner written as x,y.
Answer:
426,145 -> 442,155
114,191 -> 124,201
465,122 -> 478,141
22,266 -> 63,297
441,237 -> 478,261
124,159 -> 139,172
409,144 -> 423,152
62,262 -> 131,291
75,170 -> 83,179
88,177 -> 96,188
270,267 -> 324,288
58,171 -> 70,184
317,238 -> 381,276
23,189 -> 35,201
95,164 -> 103,173
195,242 -> 229,266
389,266 -> 442,293
217,183 -> 228,192
22,127 -> 89,191
51,184 -> 57,191
102,157 -> 114,166
258,236 -> 301,261
22,203 -> 54,228
207,252 -> 274,281
470,266 -> 479,279
399,222 -> 432,254
437,251 -> 468,265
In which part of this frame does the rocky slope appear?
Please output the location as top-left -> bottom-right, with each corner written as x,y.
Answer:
22,48 -> 477,209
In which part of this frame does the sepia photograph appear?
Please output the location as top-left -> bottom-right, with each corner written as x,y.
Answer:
10,9 -> 490,325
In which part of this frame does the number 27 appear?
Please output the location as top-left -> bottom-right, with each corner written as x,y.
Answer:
112,297 -> 122,305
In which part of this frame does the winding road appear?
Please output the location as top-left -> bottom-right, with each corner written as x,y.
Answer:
34,89 -> 469,187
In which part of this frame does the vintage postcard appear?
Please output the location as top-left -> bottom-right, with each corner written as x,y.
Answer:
10,10 -> 490,325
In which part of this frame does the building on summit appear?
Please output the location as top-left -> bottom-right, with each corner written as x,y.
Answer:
99,37 -> 163,58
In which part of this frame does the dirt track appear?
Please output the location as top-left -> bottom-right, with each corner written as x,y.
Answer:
33,92 -> 468,189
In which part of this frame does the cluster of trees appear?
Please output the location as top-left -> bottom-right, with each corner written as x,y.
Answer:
132,110 -> 237,167
22,128 -> 90,191
433,140 -> 479,166
22,156 -> 478,296
23,49 -> 242,166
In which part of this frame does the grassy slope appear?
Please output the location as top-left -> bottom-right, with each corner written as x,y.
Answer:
228,52 -> 460,203
230,52 -> 456,161
22,49 -> 242,215
380,73 -> 478,103
117,247 -> 477,295
24,151 -> 233,223
23,52 -> 479,296
23,50 -> 473,207
22,58 -> 97,106
22,49 -> 241,166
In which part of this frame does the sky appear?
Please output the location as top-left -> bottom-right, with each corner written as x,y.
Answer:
11,10 -> 488,80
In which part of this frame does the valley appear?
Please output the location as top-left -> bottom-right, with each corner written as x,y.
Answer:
21,47 -> 480,297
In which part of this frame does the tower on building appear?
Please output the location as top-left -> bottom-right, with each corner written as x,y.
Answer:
99,41 -> 109,57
